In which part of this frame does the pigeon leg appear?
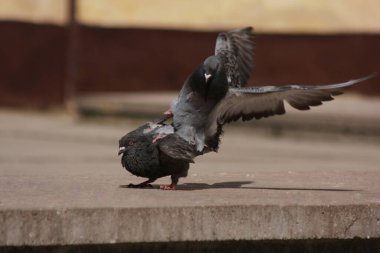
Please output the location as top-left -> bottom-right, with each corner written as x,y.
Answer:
128,179 -> 155,189
164,108 -> 173,118
160,175 -> 179,190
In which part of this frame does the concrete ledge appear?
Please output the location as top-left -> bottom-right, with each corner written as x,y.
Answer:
1,205 -> 380,246
0,110 -> 379,247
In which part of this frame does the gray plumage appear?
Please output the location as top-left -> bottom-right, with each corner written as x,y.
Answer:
118,120 -> 197,189
171,56 -> 229,151
171,27 -> 254,151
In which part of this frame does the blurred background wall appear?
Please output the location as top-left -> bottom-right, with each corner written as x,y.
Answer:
0,0 -> 379,108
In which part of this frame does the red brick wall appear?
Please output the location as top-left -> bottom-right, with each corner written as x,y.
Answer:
0,21 -> 379,108
0,22 -> 66,108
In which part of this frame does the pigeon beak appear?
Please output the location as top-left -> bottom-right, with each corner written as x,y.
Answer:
204,73 -> 212,83
118,146 -> 126,155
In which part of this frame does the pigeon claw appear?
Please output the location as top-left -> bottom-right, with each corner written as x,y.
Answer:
160,184 -> 176,190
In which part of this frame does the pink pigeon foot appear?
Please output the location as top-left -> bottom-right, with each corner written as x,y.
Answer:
160,184 -> 176,190
164,108 -> 173,118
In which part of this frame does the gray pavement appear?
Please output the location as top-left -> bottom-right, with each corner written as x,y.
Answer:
0,107 -> 380,246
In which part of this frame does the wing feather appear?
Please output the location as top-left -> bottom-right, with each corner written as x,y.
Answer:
215,27 -> 254,87
206,74 -> 374,137
158,134 -> 196,163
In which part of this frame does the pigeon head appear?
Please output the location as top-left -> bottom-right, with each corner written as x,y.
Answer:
118,135 -> 137,155
189,56 -> 228,101
203,56 -> 220,83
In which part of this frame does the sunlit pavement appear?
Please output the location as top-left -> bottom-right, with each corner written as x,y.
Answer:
0,106 -> 379,246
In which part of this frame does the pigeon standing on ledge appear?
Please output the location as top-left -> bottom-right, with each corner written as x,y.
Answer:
118,119 -> 198,190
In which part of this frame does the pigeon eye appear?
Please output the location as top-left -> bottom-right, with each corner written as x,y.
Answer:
128,140 -> 135,145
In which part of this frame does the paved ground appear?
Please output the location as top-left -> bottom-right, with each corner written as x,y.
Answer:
0,105 -> 379,246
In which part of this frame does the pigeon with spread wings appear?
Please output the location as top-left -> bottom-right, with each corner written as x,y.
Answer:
164,27 -> 255,118
170,27 -> 255,151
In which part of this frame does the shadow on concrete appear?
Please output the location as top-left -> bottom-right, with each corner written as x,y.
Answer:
177,181 -> 358,192
121,181 -> 358,192
178,181 -> 253,190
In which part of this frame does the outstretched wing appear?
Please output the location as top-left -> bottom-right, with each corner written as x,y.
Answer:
215,27 -> 254,87
206,74 -> 375,137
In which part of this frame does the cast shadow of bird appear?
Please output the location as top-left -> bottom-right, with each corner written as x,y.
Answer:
121,180 -> 358,192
